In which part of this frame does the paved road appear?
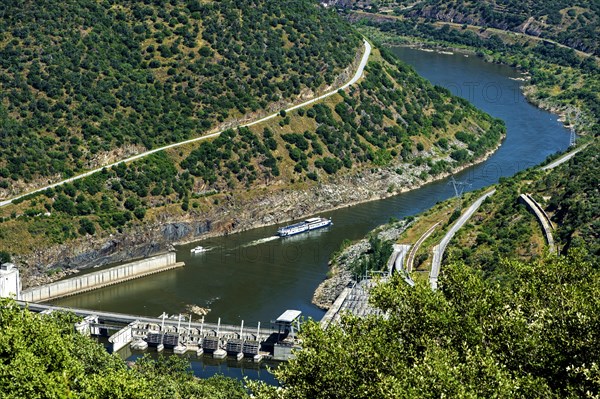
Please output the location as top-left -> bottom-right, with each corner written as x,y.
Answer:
0,40 -> 372,208
430,190 -> 496,289
392,244 -> 411,274
541,144 -> 586,171
519,194 -> 555,253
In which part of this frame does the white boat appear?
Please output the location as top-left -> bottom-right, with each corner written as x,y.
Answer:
190,245 -> 207,254
277,217 -> 332,237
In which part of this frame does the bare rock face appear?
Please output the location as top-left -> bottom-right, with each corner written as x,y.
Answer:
312,239 -> 369,310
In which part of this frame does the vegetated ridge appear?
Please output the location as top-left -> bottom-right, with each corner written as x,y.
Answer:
250,250 -> 600,398
329,0 -> 600,55
0,0 -> 360,194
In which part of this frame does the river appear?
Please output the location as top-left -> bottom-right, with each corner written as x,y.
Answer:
51,46 -> 571,381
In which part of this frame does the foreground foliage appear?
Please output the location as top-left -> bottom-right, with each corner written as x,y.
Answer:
0,300 -> 248,398
251,252 -> 600,398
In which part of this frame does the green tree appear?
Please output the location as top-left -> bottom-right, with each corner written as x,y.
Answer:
0,251 -> 11,263
78,218 -> 96,236
251,251 -> 600,398
0,299 -> 249,398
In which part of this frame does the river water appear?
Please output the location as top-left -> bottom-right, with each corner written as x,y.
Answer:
51,46 -> 571,380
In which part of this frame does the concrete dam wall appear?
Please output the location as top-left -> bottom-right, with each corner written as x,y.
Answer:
21,252 -> 183,303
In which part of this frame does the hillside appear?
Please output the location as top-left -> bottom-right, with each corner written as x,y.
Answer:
0,44 -> 504,286
446,142 -> 599,270
0,0 -> 360,193
404,0 -> 600,55
328,0 -> 600,55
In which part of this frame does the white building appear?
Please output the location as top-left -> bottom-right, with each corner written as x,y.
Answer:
0,263 -> 21,299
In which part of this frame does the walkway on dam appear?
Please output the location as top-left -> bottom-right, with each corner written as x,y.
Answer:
320,277 -> 387,329
321,245 -> 411,329
18,301 -> 277,337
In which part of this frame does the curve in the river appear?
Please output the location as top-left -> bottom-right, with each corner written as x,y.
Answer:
52,46 -> 571,327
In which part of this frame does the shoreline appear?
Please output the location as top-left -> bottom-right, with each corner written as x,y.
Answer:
372,39 -> 585,135
173,139 -> 503,246
20,137 -> 503,290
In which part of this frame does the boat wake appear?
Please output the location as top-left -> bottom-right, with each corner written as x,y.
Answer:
242,236 -> 279,247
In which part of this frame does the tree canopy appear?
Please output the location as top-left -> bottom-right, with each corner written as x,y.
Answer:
251,251 -> 600,398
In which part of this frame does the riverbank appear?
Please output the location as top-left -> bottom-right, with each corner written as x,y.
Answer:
308,39 -> 590,311
355,24 -> 598,136
17,137 -> 501,289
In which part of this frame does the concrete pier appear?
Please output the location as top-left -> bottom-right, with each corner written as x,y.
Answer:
108,323 -> 134,353
21,252 -> 184,302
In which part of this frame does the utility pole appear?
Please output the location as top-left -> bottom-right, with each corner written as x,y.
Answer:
566,108 -> 579,147
449,176 -> 470,199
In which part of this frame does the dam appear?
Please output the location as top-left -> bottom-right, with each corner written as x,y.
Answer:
20,252 -> 184,303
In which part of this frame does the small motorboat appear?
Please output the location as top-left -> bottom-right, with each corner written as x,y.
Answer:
190,245 -> 207,254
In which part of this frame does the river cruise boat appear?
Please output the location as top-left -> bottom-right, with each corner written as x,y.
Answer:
190,245 -> 207,254
277,217 -> 332,237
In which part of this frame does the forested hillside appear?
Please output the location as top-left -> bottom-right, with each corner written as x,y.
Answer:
332,0 -> 599,55
0,0 -> 360,187
404,0 -> 600,55
0,45 -> 504,282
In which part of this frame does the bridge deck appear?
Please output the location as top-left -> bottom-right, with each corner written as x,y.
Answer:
17,301 -> 278,336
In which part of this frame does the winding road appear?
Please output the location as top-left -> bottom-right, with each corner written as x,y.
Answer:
0,40 -> 372,208
430,189 -> 496,289
541,144 -> 586,171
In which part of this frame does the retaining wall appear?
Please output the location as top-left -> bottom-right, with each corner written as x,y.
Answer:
21,252 -> 183,302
